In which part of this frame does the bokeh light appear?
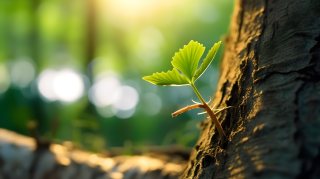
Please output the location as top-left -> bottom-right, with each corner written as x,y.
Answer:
38,69 -> 84,102
141,93 -> 162,116
89,73 -> 122,107
38,69 -> 58,101
52,69 -> 85,102
113,85 -> 139,111
90,73 -> 140,119
113,107 -> 136,119
10,58 -> 36,88
96,106 -> 114,118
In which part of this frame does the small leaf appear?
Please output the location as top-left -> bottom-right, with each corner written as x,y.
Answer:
171,40 -> 205,81
193,41 -> 221,82
142,68 -> 190,86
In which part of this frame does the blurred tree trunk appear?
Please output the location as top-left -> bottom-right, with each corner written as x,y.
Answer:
180,0 -> 320,178
0,128 -> 184,179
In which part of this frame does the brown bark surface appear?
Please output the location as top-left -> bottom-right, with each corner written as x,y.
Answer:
181,0 -> 320,178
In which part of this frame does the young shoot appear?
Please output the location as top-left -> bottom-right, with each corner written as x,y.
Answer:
142,40 -> 232,141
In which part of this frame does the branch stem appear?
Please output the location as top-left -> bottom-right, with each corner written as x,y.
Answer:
190,83 -> 206,104
190,83 -> 227,141
172,104 -> 205,117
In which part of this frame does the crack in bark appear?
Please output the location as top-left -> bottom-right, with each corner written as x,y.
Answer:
217,80 -> 229,107
295,29 -> 320,179
253,64 -> 318,85
310,32 -> 320,73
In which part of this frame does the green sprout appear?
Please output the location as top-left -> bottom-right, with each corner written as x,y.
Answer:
142,40 -> 232,141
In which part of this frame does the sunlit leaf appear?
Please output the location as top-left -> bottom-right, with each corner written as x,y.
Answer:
171,40 -> 205,81
193,41 -> 221,82
142,68 -> 190,86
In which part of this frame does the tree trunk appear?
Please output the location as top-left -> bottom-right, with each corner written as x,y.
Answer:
180,0 -> 320,178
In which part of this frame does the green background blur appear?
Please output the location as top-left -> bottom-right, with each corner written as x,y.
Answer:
0,0 -> 234,153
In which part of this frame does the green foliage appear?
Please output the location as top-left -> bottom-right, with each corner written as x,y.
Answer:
143,40 -> 221,86
171,40 -> 205,81
143,40 -> 229,140
142,68 -> 189,86
193,41 -> 221,82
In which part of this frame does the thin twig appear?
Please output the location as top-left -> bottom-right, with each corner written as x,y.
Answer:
171,104 -> 205,117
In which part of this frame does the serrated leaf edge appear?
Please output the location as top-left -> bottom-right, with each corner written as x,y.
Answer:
142,68 -> 190,86
171,40 -> 205,81
192,41 -> 221,82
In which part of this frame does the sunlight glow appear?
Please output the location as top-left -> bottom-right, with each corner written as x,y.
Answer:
139,27 -> 164,50
136,27 -> 164,66
194,1 -> 219,23
38,69 -> 84,102
106,0 -> 155,18
52,69 -> 84,102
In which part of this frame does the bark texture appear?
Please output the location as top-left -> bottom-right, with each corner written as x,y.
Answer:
181,0 -> 320,178
0,129 -> 185,179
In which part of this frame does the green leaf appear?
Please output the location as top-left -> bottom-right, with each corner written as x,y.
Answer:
171,40 -> 205,81
142,68 -> 190,86
193,41 -> 221,82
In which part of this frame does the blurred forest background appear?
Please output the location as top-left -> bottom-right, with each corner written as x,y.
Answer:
0,0 -> 233,154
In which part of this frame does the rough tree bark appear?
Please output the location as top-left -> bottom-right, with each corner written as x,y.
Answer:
180,0 -> 320,178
